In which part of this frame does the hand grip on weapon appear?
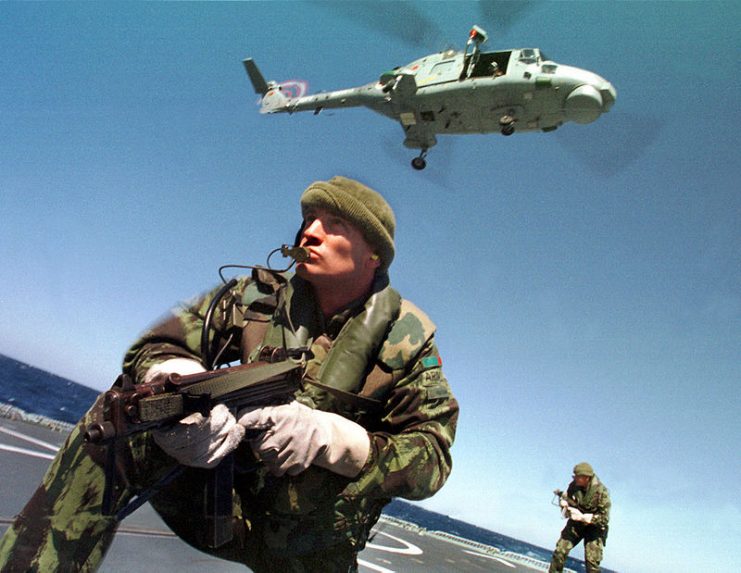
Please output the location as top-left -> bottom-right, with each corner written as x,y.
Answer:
152,404 -> 245,469
237,401 -> 370,478
568,507 -> 594,524
552,489 -> 569,517
142,357 -> 208,382
146,359 -> 246,469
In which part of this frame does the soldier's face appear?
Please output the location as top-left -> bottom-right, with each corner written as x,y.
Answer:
296,208 -> 380,288
574,475 -> 591,488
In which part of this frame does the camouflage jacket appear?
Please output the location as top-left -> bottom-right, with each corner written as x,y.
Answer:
123,270 -> 458,555
563,475 -> 611,529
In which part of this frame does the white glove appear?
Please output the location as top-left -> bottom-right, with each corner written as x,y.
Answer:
568,507 -> 594,524
143,358 -> 206,383
237,401 -> 371,478
152,404 -> 245,468
559,498 -> 570,519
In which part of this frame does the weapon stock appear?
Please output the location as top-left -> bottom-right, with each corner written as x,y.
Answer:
85,358 -> 303,548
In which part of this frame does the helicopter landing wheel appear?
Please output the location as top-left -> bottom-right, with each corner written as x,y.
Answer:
411,157 -> 427,170
411,150 -> 428,170
499,114 -> 516,136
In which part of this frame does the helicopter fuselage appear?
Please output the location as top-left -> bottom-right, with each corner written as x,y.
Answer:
244,34 -> 616,169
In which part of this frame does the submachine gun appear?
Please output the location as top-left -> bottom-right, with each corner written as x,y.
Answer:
84,352 -> 303,548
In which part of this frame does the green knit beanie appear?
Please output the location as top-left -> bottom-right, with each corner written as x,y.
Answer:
573,462 -> 595,477
300,176 -> 396,271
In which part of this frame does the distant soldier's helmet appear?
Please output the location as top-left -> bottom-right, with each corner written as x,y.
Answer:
300,176 -> 396,272
573,462 -> 595,477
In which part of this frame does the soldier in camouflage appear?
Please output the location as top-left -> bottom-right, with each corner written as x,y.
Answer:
0,176 -> 458,572
549,462 -> 611,573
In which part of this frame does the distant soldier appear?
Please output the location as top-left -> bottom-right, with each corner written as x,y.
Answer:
0,176 -> 459,572
549,462 -> 611,573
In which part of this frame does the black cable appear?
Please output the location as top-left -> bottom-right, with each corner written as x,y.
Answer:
201,278 -> 238,370
207,243 -> 307,367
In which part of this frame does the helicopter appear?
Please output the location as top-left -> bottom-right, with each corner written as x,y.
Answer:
243,25 -> 616,170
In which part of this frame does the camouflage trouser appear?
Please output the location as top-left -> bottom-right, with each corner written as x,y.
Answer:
0,395 -> 358,573
548,521 -> 604,573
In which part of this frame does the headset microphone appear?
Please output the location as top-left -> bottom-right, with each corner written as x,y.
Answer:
280,245 -> 310,263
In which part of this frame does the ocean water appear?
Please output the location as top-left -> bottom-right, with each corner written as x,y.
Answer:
0,353 -> 602,572
0,354 -> 98,424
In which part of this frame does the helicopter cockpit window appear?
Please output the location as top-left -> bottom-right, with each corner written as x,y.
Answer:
541,63 -> 558,74
519,49 -> 538,65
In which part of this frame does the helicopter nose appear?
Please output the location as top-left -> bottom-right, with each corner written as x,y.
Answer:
602,83 -> 617,111
564,81 -> 616,124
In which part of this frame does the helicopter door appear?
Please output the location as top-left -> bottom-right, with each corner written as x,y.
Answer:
419,60 -> 460,87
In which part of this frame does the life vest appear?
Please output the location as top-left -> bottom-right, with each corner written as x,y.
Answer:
234,268 -> 436,422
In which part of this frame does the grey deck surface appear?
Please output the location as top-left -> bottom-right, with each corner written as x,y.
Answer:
1,416 -> 535,572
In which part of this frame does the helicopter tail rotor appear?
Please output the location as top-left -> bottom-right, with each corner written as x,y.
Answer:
243,58 -> 310,114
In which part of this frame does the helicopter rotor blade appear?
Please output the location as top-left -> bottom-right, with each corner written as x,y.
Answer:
477,1 -> 541,36
311,1 -> 448,49
314,1 -> 541,50
555,112 -> 664,177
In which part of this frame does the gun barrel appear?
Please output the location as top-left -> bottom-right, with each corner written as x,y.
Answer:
84,421 -> 116,444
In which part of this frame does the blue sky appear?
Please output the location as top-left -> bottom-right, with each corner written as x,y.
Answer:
1,2 -> 739,571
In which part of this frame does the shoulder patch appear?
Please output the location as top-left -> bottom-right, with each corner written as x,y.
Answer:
379,299 -> 436,371
421,355 -> 442,369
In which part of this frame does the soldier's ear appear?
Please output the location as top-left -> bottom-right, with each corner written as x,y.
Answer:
368,254 -> 381,269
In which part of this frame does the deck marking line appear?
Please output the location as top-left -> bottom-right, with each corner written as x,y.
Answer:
357,558 -> 396,573
0,443 -> 56,460
366,530 -> 423,555
463,549 -> 516,568
0,427 -> 60,451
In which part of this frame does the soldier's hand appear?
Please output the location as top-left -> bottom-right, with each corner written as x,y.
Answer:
559,497 -> 570,518
238,401 -> 370,478
568,507 -> 585,521
152,404 -> 245,468
143,357 -> 206,382
568,507 -> 595,524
